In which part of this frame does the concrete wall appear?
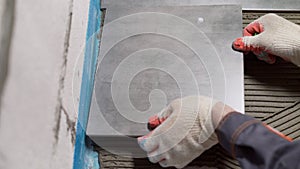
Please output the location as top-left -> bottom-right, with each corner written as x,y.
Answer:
0,0 -> 14,103
0,0 -> 89,168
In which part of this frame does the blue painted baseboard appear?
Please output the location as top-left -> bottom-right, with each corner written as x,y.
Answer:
73,0 -> 101,168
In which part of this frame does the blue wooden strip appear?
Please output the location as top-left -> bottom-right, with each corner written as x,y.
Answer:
73,0 -> 101,168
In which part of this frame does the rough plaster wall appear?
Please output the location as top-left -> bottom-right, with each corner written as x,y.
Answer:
0,0 -> 14,104
0,0 -> 89,168
0,0 -> 6,99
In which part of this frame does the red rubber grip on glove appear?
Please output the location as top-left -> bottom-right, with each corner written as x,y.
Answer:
147,115 -> 166,131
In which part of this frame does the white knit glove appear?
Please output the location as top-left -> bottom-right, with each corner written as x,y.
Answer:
232,13 -> 300,66
137,96 -> 222,168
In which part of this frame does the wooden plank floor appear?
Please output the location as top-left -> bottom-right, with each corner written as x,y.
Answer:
96,11 -> 300,169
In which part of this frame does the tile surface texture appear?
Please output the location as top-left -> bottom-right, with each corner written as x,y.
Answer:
87,5 -> 244,156
102,0 -> 300,10
97,11 -> 300,169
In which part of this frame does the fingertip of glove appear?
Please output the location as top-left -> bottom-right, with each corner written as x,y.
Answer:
232,38 -> 245,52
137,131 -> 156,151
158,160 -> 168,168
232,42 -> 241,52
137,136 -> 147,150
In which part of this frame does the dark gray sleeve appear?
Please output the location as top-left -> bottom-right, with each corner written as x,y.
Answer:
216,112 -> 300,169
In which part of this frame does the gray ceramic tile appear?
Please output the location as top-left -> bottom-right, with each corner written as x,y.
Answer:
87,5 -> 243,156
102,0 -> 300,10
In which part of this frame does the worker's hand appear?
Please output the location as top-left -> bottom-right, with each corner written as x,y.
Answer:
137,96 -> 235,168
232,13 -> 300,66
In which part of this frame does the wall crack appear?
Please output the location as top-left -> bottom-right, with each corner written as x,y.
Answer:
53,0 -> 74,150
62,106 -> 76,145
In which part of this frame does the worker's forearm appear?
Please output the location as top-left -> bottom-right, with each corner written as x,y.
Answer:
216,113 -> 300,169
